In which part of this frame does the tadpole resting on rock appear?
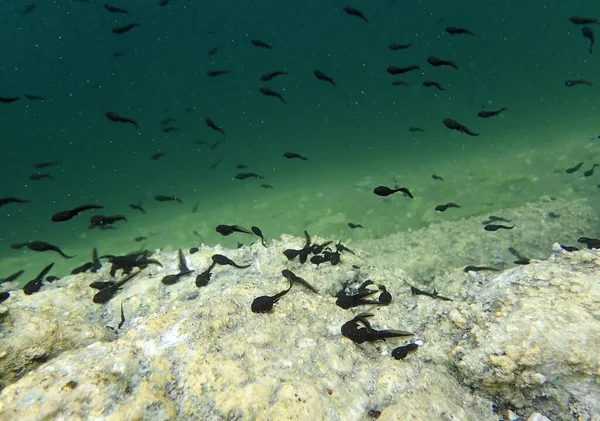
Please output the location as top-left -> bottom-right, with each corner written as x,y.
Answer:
463,265 -> 500,273
578,236 -> 600,249
558,244 -> 579,252
211,254 -> 250,268
93,271 -> 141,304
251,276 -> 293,313
378,285 -> 392,304
71,248 -> 102,274
23,263 -> 55,295
106,250 -> 162,277
391,343 -> 419,360
341,313 -> 413,344
162,249 -> 194,285
484,224 -> 514,231
410,286 -> 453,302
195,269 -> 213,287
89,280 -> 117,290
281,269 -> 318,293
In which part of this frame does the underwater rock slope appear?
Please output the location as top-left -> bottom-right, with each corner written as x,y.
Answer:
0,201 -> 598,420
357,199 -> 597,281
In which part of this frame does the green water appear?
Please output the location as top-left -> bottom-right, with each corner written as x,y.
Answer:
1,0 -> 599,281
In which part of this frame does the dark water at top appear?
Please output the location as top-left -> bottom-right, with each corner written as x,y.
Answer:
1,0 -> 599,280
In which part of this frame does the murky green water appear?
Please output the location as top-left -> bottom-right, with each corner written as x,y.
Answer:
1,0 -> 599,283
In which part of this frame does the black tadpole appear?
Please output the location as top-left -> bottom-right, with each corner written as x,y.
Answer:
463,265 -> 500,273
341,313 -> 413,344
162,249 -> 194,285
161,270 -> 193,285
373,185 -> 413,198
93,271 -> 141,304
195,269 -> 213,287
578,236 -> 600,249
0,269 -> 24,285
391,343 -> 419,360
211,254 -> 250,268
251,277 -> 293,313
410,286 -> 453,302
89,280 -> 116,290
23,263 -> 55,295
378,285 -> 392,304
484,224 -> 514,231
281,269 -> 318,293
565,162 -> 583,174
